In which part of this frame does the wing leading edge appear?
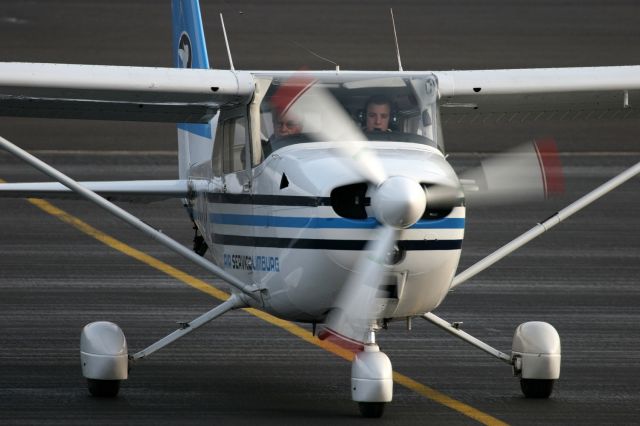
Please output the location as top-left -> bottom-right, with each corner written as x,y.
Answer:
2,64 -> 640,123
0,63 -> 254,123
0,62 -> 640,123
435,66 -> 640,122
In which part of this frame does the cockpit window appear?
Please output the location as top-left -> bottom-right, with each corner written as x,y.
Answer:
258,75 -> 441,156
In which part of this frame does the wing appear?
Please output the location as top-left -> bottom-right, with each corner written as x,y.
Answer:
3,64 -> 640,124
0,63 -> 252,203
0,63 -> 254,123
433,66 -> 640,123
0,179 -> 191,203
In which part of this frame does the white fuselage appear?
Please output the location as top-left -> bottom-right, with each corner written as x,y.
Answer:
193,141 -> 464,322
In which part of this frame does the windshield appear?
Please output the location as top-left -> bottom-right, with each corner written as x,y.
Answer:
258,75 -> 441,156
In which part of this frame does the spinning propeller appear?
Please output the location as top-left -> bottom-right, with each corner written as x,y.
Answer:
272,76 -> 563,347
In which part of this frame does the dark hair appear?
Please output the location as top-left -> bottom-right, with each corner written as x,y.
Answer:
365,95 -> 392,111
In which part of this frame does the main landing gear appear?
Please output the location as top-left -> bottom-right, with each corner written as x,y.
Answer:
80,321 -> 128,397
79,294 -> 246,398
422,313 -> 561,399
512,321 -> 561,398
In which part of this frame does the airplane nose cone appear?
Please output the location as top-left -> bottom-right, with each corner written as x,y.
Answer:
371,176 -> 426,228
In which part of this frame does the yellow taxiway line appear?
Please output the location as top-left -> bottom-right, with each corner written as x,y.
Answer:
26,196 -> 508,426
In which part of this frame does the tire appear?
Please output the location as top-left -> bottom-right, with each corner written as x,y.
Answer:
520,378 -> 554,398
358,402 -> 385,418
87,379 -> 120,398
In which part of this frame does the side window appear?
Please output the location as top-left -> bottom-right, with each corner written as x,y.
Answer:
212,123 -> 223,176
222,116 -> 248,174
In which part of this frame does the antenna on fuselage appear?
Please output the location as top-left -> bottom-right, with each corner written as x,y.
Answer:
291,41 -> 340,71
219,13 -> 235,71
390,8 -> 404,72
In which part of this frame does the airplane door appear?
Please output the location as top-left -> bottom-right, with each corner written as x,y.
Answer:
211,108 -> 254,283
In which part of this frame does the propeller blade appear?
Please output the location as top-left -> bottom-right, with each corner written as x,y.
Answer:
460,138 -> 564,206
323,225 -> 397,345
423,184 -> 464,209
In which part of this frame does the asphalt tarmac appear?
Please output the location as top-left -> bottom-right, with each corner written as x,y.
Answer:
0,1 -> 639,424
0,152 -> 638,425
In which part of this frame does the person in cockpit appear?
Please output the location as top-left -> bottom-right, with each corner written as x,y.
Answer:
364,95 -> 394,132
275,113 -> 303,137
261,111 -> 304,157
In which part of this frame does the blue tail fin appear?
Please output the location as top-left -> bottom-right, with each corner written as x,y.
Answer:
172,0 -> 214,179
172,0 -> 210,69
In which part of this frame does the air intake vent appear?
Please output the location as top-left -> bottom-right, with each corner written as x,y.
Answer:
280,173 -> 289,189
420,183 -> 463,220
330,183 -> 369,219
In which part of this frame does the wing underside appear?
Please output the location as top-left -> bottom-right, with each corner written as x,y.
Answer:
439,90 -> 640,124
434,66 -> 640,123
0,63 -> 254,123
0,180 -> 189,202
1,64 -> 639,127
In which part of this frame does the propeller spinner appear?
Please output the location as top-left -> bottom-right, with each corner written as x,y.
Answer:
371,176 -> 426,229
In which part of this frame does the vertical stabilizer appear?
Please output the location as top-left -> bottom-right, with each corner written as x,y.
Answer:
172,0 -> 215,179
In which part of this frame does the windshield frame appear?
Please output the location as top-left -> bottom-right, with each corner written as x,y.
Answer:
255,73 -> 442,159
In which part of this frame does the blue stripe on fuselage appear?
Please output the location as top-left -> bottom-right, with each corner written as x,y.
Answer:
209,213 -> 464,229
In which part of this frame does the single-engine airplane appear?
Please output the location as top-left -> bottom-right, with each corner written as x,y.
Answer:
0,0 -> 639,419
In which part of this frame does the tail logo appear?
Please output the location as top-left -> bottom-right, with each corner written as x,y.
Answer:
178,32 -> 192,69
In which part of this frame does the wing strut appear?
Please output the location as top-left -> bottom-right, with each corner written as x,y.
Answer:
0,135 -> 260,301
421,313 -> 512,363
451,161 -> 640,289
131,293 -> 246,361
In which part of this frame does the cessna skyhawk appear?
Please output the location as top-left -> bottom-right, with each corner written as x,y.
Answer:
0,0 -> 638,418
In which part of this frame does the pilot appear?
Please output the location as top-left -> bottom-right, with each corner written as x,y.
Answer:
364,95 -> 393,132
276,113 -> 303,137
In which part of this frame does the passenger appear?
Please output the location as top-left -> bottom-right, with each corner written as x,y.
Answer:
276,113 -> 303,137
262,112 -> 303,157
364,95 -> 393,132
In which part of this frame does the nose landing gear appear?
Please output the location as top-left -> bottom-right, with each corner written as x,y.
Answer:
351,330 -> 393,418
